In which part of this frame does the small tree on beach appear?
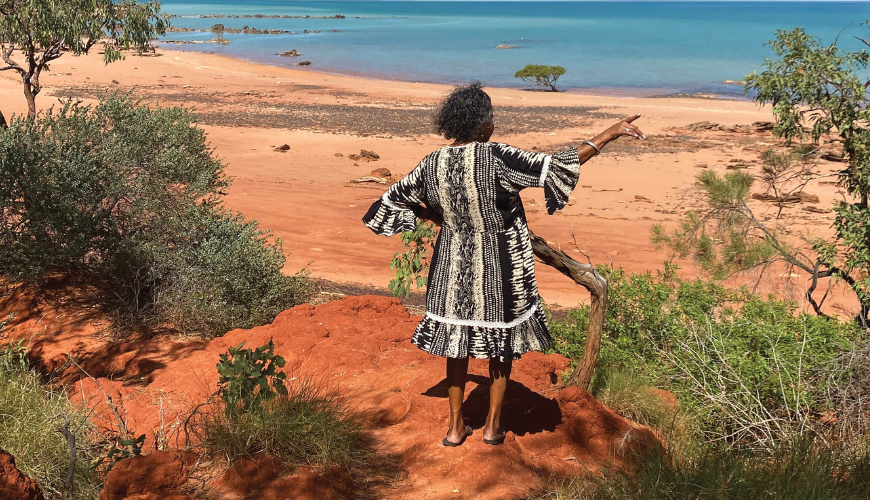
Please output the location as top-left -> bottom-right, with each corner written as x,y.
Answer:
514,64 -> 566,92
0,0 -> 169,118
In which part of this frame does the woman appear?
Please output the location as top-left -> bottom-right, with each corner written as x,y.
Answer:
363,82 -> 645,446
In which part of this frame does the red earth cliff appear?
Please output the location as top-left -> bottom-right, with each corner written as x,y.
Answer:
3,290 -> 658,499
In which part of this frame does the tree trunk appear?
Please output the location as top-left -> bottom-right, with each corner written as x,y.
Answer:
0,108 -> 6,128
23,81 -> 36,117
528,230 -> 608,389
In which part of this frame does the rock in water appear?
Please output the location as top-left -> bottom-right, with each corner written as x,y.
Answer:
496,44 -> 516,49
298,60 -> 312,66
277,49 -> 300,57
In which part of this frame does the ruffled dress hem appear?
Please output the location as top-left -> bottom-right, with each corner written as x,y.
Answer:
410,304 -> 551,362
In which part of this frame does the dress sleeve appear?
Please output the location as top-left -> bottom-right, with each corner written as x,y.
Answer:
492,143 -> 580,215
362,162 -> 426,237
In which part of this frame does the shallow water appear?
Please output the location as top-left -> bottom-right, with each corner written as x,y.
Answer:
158,1 -> 870,98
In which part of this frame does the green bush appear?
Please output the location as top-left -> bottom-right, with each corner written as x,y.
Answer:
196,343 -> 365,470
198,380 -> 365,470
534,438 -> 870,500
549,264 -> 860,445
0,345 -> 100,499
0,95 -> 314,337
216,339 -> 288,414
514,64 -> 566,91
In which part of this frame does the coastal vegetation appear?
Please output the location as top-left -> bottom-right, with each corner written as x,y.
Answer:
0,95 -> 314,337
540,25 -> 870,499
0,0 -> 168,120
389,220 -> 437,298
655,27 -> 870,327
515,64 -> 567,92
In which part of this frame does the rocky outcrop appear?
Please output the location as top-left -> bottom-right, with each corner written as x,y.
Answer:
99,451 -> 195,500
0,449 -> 45,500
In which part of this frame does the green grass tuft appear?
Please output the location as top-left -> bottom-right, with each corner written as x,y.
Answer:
533,438 -> 870,500
0,354 -> 100,499
196,377 -> 366,471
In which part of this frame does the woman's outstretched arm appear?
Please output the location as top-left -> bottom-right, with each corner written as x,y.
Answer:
577,113 -> 646,164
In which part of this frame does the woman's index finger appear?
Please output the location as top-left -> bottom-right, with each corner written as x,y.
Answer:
625,113 -> 642,123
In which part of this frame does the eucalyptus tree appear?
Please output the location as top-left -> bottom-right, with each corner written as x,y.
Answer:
0,0 -> 168,121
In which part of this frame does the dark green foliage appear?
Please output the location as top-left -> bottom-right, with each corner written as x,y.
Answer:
514,64 -> 567,91
0,96 -> 314,336
389,220 -> 436,298
549,265 -> 859,444
217,339 -> 288,414
550,263 -> 729,367
538,438 -> 870,500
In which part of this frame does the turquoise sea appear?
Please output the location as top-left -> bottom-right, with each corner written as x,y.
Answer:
158,1 -> 870,97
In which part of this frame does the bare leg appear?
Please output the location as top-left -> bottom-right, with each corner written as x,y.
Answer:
445,356 -> 470,444
484,358 -> 512,441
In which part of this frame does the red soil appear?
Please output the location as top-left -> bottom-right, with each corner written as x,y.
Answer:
0,449 -> 45,500
4,289 -> 658,499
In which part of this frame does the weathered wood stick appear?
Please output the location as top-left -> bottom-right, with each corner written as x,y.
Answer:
528,230 -> 608,390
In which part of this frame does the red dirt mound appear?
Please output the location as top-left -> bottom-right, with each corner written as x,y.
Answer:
0,449 -> 44,500
5,293 -> 658,498
99,451 -> 195,500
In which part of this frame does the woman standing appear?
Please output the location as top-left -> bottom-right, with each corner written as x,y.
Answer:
363,83 -> 645,446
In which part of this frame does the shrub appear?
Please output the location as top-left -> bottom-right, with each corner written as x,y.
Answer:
0,344 -> 100,499
216,339 -> 288,414
533,438 -> 870,500
515,64 -> 566,91
196,342 -> 365,470
198,379 -> 365,470
549,265 -> 861,446
0,95 -> 314,337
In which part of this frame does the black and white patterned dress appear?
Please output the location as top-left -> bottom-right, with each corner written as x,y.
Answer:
363,143 -> 580,361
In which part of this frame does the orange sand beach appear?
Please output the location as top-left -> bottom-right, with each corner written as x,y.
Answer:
0,47 -> 856,315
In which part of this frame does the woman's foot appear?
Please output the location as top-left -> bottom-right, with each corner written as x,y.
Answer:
443,424 -> 473,447
482,426 -> 506,445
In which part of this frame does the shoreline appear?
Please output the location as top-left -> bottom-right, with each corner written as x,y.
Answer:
153,43 -> 752,102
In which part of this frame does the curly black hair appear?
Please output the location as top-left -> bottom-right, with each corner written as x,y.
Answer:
434,82 -> 493,143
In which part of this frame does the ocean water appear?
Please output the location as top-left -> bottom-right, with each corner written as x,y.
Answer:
157,1 -> 870,97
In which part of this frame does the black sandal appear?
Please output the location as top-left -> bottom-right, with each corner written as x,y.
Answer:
483,426 -> 506,445
442,425 -> 473,447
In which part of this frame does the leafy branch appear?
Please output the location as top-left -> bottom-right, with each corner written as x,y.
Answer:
389,220 -> 436,298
